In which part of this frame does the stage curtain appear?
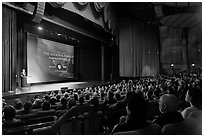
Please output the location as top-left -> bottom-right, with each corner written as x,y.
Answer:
159,26 -> 188,72
186,24 -> 202,69
2,6 -> 17,92
119,18 -> 160,77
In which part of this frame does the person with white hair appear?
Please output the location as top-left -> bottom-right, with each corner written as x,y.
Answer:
153,94 -> 184,127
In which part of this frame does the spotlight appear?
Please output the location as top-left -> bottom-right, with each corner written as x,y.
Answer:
37,26 -> 43,30
171,64 -> 174,67
192,63 -> 195,67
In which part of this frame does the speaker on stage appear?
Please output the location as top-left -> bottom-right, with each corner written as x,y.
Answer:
20,69 -> 31,87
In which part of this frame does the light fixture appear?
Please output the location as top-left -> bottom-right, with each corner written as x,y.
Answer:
192,63 -> 195,67
171,64 -> 174,67
37,26 -> 43,30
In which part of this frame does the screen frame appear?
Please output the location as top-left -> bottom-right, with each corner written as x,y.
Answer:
25,31 -> 78,85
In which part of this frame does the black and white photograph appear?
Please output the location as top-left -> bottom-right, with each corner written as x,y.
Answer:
2,2 -> 202,135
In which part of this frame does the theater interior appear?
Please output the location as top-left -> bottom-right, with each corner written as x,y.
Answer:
2,2 -> 202,135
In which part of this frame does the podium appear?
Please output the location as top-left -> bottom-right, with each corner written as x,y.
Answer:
21,76 -> 31,87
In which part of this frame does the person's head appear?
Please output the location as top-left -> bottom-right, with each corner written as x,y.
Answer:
42,101 -> 50,110
44,94 -> 50,101
115,92 -> 121,101
56,94 -> 61,102
60,97 -> 67,106
79,96 -> 85,105
49,97 -> 57,105
23,101 -> 32,112
14,100 -> 23,110
85,94 -> 90,101
91,95 -> 99,106
33,98 -> 42,108
3,105 -> 16,121
64,93 -> 69,99
108,90 -> 114,100
74,93 -> 79,101
185,88 -> 202,110
34,95 -> 40,99
126,93 -> 148,118
159,94 -> 179,113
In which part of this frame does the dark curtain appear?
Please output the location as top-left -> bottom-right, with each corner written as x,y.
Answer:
2,6 -> 17,92
159,26 -> 187,70
187,24 -> 202,69
119,18 -> 160,77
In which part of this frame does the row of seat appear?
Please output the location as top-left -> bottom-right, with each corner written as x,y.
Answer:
3,100 -> 160,135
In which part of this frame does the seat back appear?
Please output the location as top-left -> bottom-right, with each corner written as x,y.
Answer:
114,123 -> 161,135
162,118 -> 202,135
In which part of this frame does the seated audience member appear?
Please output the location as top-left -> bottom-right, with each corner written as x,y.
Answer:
32,98 -> 42,109
56,97 -> 67,110
64,92 -> 69,99
79,96 -> 85,106
44,94 -> 50,102
41,101 -> 51,110
31,95 -> 40,103
49,97 -> 57,105
100,91 -> 105,101
104,90 -> 116,106
115,92 -> 122,101
67,98 -> 76,109
20,101 -> 35,115
111,93 -> 149,134
3,105 -> 25,128
85,94 -> 90,101
88,93 -> 99,107
74,93 -> 79,101
181,88 -> 202,119
14,99 -> 23,111
104,92 -> 126,131
56,94 -> 61,103
153,94 -> 184,127
2,99 -> 7,110
161,111 -> 202,135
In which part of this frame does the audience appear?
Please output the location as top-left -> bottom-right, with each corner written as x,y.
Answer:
2,69 -> 202,135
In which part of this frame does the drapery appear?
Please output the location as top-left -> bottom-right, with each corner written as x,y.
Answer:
119,19 -> 160,77
187,24 -> 202,69
159,26 -> 188,71
159,26 -> 187,64
2,6 -> 17,92
61,2 -> 116,34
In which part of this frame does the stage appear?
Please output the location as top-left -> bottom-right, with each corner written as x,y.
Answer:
3,81 -> 108,101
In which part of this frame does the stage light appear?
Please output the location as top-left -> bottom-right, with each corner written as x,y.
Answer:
37,26 -> 43,30
192,63 -> 195,67
171,64 -> 174,67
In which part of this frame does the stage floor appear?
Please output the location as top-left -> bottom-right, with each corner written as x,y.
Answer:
3,81 -> 107,98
